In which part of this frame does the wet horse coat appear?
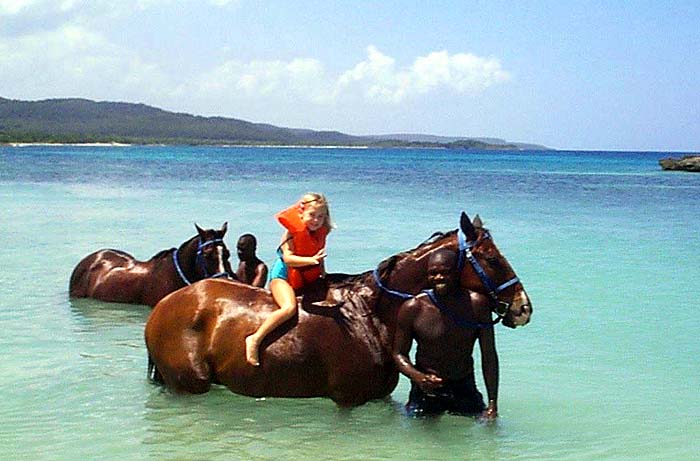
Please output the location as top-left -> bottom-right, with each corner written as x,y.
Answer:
145,214 -> 532,406
70,223 -> 233,307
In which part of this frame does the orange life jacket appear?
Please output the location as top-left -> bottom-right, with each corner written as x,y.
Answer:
275,204 -> 328,290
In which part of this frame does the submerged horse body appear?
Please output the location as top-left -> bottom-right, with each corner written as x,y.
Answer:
145,214 -> 532,406
70,223 -> 233,307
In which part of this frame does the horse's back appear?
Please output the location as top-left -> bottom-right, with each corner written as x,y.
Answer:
146,279 -> 270,393
146,278 -> 394,404
69,248 -> 144,301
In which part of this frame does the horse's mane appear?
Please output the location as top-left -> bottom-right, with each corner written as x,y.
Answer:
326,229 -> 458,291
152,247 -> 176,260
151,234 -> 200,261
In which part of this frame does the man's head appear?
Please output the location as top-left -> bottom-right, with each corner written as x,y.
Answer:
427,248 -> 459,296
237,234 -> 257,261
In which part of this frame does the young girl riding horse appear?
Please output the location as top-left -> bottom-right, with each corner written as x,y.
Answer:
245,193 -> 333,366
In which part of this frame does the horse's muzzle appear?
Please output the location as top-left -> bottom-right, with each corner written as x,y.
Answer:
503,291 -> 532,328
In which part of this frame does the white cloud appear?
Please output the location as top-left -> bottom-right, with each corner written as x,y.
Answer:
0,6 -> 509,113
0,0 -> 235,18
0,24 -> 170,101
336,46 -> 510,103
0,0 -> 35,15
189,46 -> 510,107
194,58 -> 333,104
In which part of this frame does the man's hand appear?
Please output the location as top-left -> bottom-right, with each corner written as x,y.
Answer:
479,400 -> 498,422
417,373 -> 443,394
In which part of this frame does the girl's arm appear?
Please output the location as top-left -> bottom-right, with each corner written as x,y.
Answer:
279,230 -> 326,267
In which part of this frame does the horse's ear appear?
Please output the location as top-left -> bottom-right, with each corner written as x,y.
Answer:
221,222 -> 228,235
195,223 -> 205,236
460,212 -> 477,241
473,214 -> 483,229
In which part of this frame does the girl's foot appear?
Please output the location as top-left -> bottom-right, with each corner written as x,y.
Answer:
245,335 -> 260,366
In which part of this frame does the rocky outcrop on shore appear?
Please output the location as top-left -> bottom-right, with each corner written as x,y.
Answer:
659,155 -> 700,172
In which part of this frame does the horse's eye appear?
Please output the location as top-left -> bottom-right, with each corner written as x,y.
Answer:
486,256 -> 502,268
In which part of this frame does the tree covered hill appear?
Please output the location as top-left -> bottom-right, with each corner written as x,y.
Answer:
0,97 -> 368,145
0,97 -> 539,149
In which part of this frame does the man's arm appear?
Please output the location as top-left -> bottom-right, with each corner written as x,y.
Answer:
392,298 -> 443,392
251,262 -> 268,288
470,292 -> 498,419
477,321 -> 499,420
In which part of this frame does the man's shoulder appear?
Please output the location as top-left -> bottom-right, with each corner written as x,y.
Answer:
401,292 -> 439,315
400,293 -> 429,310
255,259 -> 268,269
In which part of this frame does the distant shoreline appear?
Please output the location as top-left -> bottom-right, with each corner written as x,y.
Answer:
0,97 -> 538,150
1,142 -> 497,150
6,142 -> 133,147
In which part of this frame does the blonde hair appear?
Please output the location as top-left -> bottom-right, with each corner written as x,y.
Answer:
299,192 -> 334,232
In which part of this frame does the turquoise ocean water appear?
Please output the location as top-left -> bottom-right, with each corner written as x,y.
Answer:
1,145 -> 698,460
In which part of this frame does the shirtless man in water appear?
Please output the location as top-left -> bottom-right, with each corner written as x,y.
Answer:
392,248 -> 499,419
235,234 -> 268,288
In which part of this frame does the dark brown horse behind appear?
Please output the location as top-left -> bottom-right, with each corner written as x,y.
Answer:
70,223 -> 233,307
145,213 -> 532,406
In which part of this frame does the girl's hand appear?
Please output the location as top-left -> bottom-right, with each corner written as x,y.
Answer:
310,248 -> 327,265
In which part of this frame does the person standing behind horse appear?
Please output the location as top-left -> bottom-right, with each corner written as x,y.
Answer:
235,234 -> 268,288
245,193 -> 333,366
392,248 -> 499,420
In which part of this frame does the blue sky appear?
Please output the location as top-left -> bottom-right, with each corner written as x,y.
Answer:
1,0 -> 698,151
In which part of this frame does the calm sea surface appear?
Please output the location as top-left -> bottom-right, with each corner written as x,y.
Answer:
1,145 -> 698,460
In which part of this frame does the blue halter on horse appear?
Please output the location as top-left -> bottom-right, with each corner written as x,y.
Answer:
456,228 -> 520,317
373,218 -> 520,322
172,237 -> 231,285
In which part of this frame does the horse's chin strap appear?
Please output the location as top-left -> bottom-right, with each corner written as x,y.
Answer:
458,229 -> 520,317
423,289 -> 500,327
173,238 -> 232,286
372,268 -> 414,300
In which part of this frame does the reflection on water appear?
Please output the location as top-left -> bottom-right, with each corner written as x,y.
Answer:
69,298 -> 151,329
141,387 -> 500,460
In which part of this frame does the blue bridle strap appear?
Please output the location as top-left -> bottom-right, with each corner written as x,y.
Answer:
373,268 -> 414,300
196,238 -> 230,279
197,238 -> 224,251
423,289 -> 500,327
172,247 -> 192,285
173,237 -> 231,285
458,229 -> 519,313
372,222 -> 520,320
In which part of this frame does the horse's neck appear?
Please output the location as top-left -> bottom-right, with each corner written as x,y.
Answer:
325,234 -> 457,341
175,237 -> 200,280
387,254 -> 430,296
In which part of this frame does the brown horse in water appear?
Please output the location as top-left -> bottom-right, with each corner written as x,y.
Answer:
145,213 -> 532,406
70,223 -> 233,307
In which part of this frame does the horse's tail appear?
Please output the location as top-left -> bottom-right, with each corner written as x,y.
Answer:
69,253 -> 94,297
147,354 -> 164,385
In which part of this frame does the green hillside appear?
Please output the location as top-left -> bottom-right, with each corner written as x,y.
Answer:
0,97 -> 531,149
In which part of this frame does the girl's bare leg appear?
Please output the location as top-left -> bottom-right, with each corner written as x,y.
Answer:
245,278 -> 297,366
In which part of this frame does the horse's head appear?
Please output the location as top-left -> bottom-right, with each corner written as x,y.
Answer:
194,222 -> 234,280
457,212 -> 532,328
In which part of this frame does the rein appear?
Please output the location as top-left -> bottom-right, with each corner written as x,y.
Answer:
173,237 -> 231,285
457,229 -> 519,317
372,268 -> 414,300
423,289 -> 500,327
373,225 -> 519,321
